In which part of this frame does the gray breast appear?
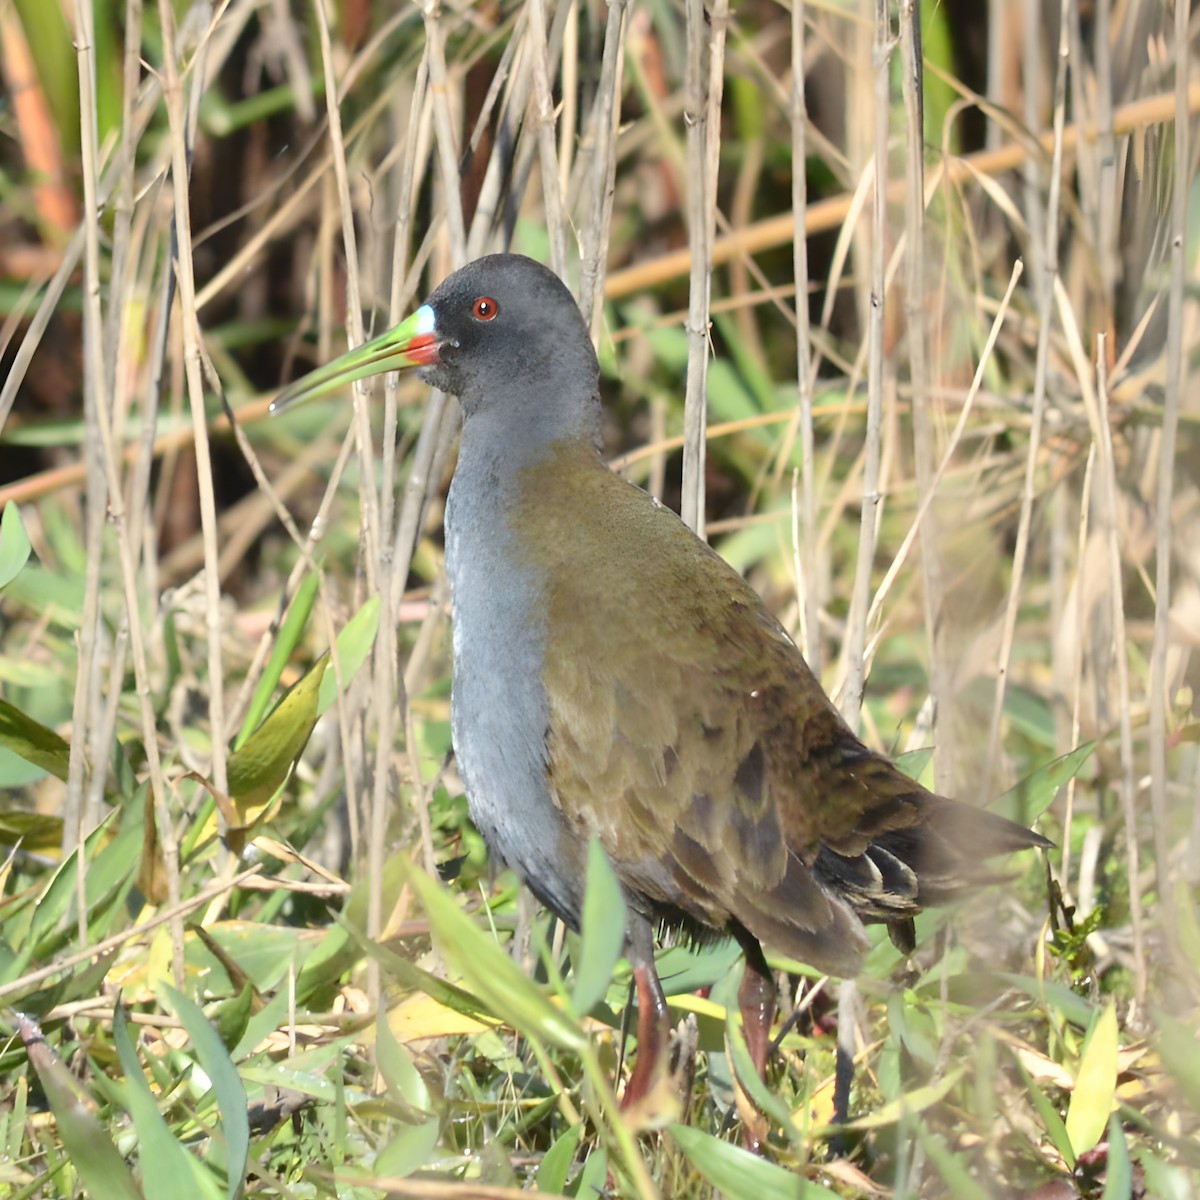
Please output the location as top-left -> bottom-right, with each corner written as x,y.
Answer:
444,447 -> 586,928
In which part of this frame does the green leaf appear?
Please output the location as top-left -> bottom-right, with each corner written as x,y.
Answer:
374,1116 -> 442,1178
1102,1115 -> 1132,1200
1065,1001 -> 1118,1157
0,698 -> 71,783
236,571 -> 319,748
991,742 -> 1095,826
227,658 -> 323,813
669,1124 -> 834,1198
112,1005 -> 225,1200
834,1067 -> 965,1132
0,809 -> 63,853
536,1121 -> 582,1194
403,861 -> 587,1053
1014,1058 -> 1075,1170
572,1145 -> 607,1198
571,838 -> 627,1017
725,1001 -> 800,1142
0,503 -> 32,589
376,1008 -> 432,1112
17,1014 -> 141,1200
161,985 -> 250,1200
317,595 -> 380,716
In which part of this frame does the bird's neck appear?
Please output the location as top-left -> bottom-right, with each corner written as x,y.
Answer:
456,382 -> 603,483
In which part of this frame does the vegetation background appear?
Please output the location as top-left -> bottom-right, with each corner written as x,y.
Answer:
0,0 -> 1197,1195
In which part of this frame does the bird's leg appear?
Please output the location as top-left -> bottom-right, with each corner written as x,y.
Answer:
732,936 -> 777,1151
619,917 -> 673,1119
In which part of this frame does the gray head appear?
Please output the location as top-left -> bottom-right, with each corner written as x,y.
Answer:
418,255 -> 600,426
272,254 -> 601,447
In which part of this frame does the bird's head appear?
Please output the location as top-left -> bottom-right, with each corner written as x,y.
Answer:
272,255 -> 600,425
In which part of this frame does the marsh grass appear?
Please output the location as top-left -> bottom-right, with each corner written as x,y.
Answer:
0,0 -> 1197,1196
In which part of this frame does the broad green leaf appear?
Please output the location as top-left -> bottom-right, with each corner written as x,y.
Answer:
239,1062 -> 337,1102
0,698 -> 71,783
571,838 -> 627,1017
17,1014 -> 140,1200
0,503 -> 32,589
112,1005 -> 225,1200
991,742 -> 1095,826
193,921 -> 308,994
573,1145 -> 607,1198
374,1116 -> 441,1178
236,571 -> 319,748
536,1121 -> 583,1193
403,861 -> 587,1053
669,1124 -> 834,1199
1102,1115 -> 1132,1200
317,594 -> 381,716
161,985 -> 250,1200
1065,1002 -> 1118,1157
227,658 -> 323,815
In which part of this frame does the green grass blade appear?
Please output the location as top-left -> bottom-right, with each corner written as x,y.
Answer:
571,837 -> 627,1016
1102,1115 -> 1132,1200
669,1124 -> 833,1198
17,1015 -> 140,1200
317,595 -> 381,716
112,1006 -> 224,1200
161,985 -> 250,1200
236,571 -> 319,748
404,861 -> 587,1053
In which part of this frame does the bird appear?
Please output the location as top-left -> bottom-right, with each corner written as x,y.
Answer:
273,253 -> 1051,1129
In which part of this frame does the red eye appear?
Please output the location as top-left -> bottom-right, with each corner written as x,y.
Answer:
471,296 -> 499,321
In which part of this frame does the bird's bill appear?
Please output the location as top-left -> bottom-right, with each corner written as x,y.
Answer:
269,304 -> 440,413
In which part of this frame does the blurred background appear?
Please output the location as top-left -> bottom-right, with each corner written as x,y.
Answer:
0,0 -> 1197,1195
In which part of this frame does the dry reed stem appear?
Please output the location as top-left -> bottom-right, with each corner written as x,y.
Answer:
1149,0 -> 1191,955
577,0 -> 627,335
898,0 -> 951,790
604,80 -> 1200,300
159,3 -> 229,836
1091,329 -> 1145,1001
839,0 -> 890,729
984,0 -> 1073,793
790,0 -> 819,674
64,0 -> 109,872
865,261 -> 1025,633
680,0 -> 722,536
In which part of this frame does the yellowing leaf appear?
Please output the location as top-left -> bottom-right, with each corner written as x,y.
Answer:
385,992 -> 491,1041
1065,1001 -> 1118,1157
227,660 -> 324,818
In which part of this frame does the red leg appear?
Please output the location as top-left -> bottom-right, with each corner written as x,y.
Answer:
733,940 -> 776,1151
738,952 -> 776,1080
620,960 -> 670,1110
